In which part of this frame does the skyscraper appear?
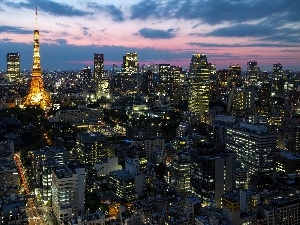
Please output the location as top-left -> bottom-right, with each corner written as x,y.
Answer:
188,54 -> 210,122
94,53 -> 104,80
6,52 -> 20,82
228,64 -> 242,91
271,63 -> 284,96
227,86 -> 256,121
94,53 -> 109,99
122,52 -> 138,73
247,61 -> 259,86
117,52 -> 139,93
23,8 -> 51,109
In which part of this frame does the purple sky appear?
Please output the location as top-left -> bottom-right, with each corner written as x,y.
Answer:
0,0 -> 300,72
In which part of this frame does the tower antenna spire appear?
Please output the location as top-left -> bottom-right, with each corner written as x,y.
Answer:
35,6 -> 38,29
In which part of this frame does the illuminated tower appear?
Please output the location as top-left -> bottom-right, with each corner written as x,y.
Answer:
188,54 -> 210,122
6,53 -> 20,82
23,7 -> 51,109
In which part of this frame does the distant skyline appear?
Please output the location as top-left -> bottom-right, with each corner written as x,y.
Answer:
0,0 -> 299,72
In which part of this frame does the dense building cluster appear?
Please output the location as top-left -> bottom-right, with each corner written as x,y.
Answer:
1,18 -> 300,225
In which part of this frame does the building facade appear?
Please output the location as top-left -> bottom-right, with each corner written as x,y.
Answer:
188,54 -> 210,122
6,53 -> 20,82
225,122 -> 277,179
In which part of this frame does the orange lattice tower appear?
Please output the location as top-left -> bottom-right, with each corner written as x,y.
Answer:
23,7 -> 51,110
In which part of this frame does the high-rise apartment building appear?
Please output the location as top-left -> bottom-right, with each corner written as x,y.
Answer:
52,163 -> 86,222
32,146 -> 69,203
6,53 -> 20,82
188,54 -> 210,121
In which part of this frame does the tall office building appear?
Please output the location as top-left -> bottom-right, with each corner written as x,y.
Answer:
216,69 -> 229,101
173,152 -> 191,193
247,61 -> 259,86
225,122 -> 277,179
94,53 -> 109,99
122,52 -> 138,73
116,52 -> 139,93
81,66 -> 92,81
158,64 -> 183,95
94,53 -> 104,79
6,53 -> 20,82
23,8 -> 51,109
228,64 -> 242,92
74,132 -> 107,166
140,69 -> 155,94
257,82 -> 271,116
227,86 -> 256,121
271,63 -> 284,96
188,54 -> 210,122
158,64 -> 172,93
190,148 -> 236,207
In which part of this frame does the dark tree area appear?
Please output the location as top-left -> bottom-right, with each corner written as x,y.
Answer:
155,163 -> 166,181
103,108 -> 128,124
85,191 -> 106,213
248,173 -> 274,191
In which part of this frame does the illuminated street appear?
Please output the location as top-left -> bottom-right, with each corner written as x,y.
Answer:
14,154 -> 47,225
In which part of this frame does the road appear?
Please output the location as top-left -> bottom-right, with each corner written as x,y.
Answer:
14,153 -> 47,225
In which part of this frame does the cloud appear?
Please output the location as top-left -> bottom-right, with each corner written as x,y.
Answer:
204,22 -> 300,44
81,27 -> 91,36
56,23 -> 70,28
188,42 -> 299,48
86,2 -> 124,22
55,39 -> 68,45
42,38 -> 68,45
130,0 -> 300,26
3,0 -> 90,17
281,50 -> 300,53
138,28 -> 176,39
0,25 -> 32,34
206,23 -> 274,37
0,38 -> 12,43
259,31 -> 300,44
130,0 -> 161,20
